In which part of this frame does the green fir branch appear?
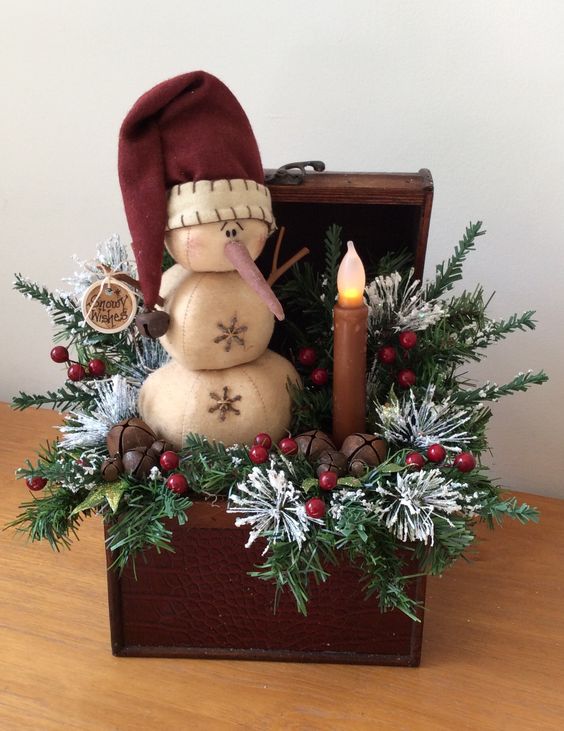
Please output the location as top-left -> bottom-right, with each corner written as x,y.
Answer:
16,440 -> 63,481
425,222 -> 485,299
478,495 -> 540,528
250,533 -> 337,615
104,480 -> 192,574
415,515 -> 476,575
182,433 -> 254,495
288,382 -> 332,435
474,310 -> 538,346
373,248 -> 413,278
453,370 -> 548,406
334,509 -> 421,620
5,486 -> 85,551
276,224 -> 342,359
12,383 -> 95,412
322,224 -> 343,304
13,274 -> 73,310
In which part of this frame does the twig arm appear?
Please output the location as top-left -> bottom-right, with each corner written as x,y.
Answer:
268,248 -> 310,286
267,226 -> 310,286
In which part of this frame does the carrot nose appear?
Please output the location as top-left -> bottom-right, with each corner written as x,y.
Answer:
224,240 -> 285,321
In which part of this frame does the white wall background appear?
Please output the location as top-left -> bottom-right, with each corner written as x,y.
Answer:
1,0 -> 562,497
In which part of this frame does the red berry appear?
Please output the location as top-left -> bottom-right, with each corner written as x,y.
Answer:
67,363 -> 86,381
454,452 -> 476,473
318,471 -> 338,491
254,432 -> 272,449
88,358 -> 106,377
298,347 -> 317,367
50,346 -> 69,363
26,476 -> 47,491
279,437 -> 298,456
305,497 -> 326,519
405,452 -> 426,470
249,445 -> 269,464
311,367 -> 329,386
165,473 -> 189,494
397,369 -> 416,388
427,443 -> 446,463
377,345 -> 397,365
159,450 -> 180,471
398,331 -> 418,350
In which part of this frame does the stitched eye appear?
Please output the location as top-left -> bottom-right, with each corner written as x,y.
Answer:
231,228 -> 237,237
225,229 -> 231,238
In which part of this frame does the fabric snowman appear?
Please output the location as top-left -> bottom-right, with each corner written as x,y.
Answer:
118,71 -> 300,448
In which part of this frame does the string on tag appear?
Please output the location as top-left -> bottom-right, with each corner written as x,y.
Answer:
91,263 -> 165,309
84,265 -> 120,320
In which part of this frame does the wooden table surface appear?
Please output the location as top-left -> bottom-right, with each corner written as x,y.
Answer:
1,403 -> 563,731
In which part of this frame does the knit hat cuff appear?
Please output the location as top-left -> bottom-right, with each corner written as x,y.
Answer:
167,178 -> 275,233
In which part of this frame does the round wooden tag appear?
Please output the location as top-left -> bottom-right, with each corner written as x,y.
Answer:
81,278 -> 137,333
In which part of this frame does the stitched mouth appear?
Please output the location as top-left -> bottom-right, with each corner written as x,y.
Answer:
224,240 -> 285,321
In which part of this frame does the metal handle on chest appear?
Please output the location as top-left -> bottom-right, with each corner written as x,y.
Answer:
264,160 -> 326,185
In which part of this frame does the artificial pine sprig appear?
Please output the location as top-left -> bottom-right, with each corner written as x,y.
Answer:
6,486 -> 85,551
276,223 -> 343,354
288,381 -> 332,435
12,383 -> 95,412
104,479 -> 192,575
181,434 -> 254,495
425,221 -> 485,299
453,371 -> 548,406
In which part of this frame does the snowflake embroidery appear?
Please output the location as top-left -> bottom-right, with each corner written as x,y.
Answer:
214,316 -> 248,352
208,386 -> 242,421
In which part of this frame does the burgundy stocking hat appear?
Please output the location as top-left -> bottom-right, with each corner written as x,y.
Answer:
118,71 -> 274,310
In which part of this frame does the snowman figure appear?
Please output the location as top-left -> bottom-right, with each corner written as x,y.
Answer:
118,72 -> 299,449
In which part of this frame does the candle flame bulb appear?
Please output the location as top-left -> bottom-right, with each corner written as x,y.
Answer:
337,241 -> 366,308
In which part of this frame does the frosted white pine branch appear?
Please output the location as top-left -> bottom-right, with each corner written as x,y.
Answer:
227,460 -> 319,553
373,469 -> 465,544
365,269 -> 444,334
59,375 -> 138,448
374,385 -> 475,452
61,234 -> 136,300
117,339 -> 171,386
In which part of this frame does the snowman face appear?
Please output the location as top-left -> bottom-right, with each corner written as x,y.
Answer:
165,219 -> 269,272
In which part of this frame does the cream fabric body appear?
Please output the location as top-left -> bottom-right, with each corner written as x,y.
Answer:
138,350 -> 300,449
158,267 -> 274,370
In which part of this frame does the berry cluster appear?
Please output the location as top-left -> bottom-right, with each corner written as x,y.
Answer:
248,432 -> 299,465
297,347 -> 328,388
159,450 -> 189,494
376,330 -> 417,389
405,444 -> 477,473
50,345 -> 106,382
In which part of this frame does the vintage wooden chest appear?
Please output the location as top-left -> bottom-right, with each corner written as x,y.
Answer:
107,167 -> 434,665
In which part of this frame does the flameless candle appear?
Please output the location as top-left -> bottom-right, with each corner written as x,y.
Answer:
332,242 -> 369,447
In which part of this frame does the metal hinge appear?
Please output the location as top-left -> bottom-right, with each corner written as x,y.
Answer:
264,160 -> 326,185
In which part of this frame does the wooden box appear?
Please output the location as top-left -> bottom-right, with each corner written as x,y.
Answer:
261,167 -> 433,280
107,169 -> 434,665
108,501 -> 427,665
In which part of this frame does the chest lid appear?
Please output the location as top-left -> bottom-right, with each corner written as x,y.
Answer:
261,167 -> 433,280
